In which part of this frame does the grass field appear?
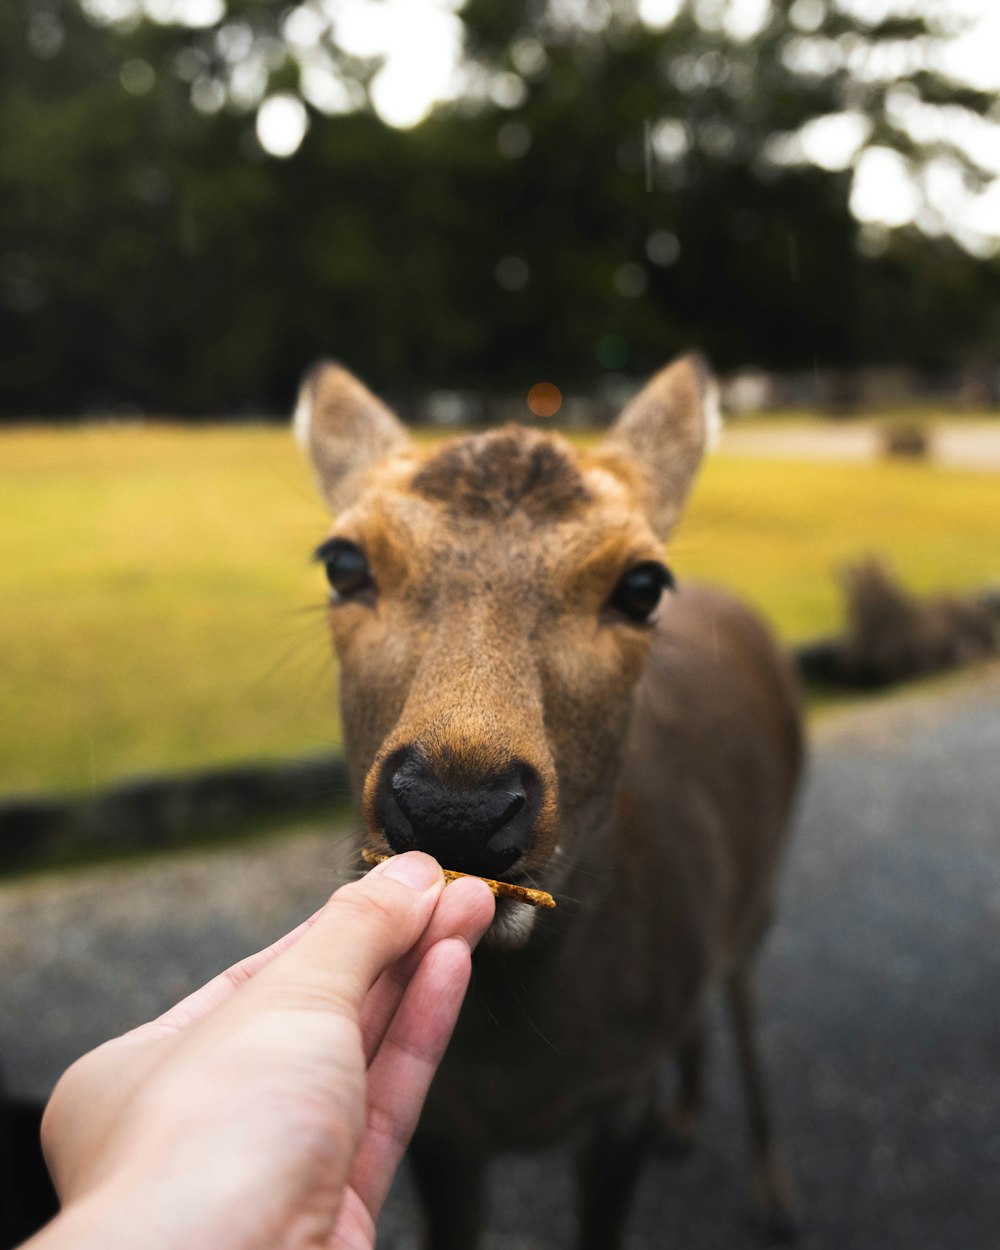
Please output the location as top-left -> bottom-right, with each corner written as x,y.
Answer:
2,422 -> 998,796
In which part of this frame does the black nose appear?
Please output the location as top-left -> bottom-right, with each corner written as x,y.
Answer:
374,748 -> 541,878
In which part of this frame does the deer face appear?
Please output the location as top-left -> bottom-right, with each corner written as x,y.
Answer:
297,356 -> 717,946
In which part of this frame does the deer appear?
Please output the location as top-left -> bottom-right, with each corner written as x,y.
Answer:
294,352 -> 805,1249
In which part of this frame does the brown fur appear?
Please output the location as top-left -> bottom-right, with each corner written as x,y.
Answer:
296,355 -> 804,1248
412,426 -> 593,521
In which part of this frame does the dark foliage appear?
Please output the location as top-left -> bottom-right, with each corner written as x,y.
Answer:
1,0 -> 997,416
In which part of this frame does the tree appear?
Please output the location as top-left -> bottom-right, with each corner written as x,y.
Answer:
448,0 -> 1000,374
0,0 -> 996,416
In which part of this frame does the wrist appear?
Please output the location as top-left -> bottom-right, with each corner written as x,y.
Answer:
23,1185 -> 154,1250
25,1170 -> 311,1250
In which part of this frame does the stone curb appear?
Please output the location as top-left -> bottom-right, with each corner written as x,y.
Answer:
0,755 -> 350,874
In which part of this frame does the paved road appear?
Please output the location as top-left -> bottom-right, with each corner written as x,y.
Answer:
2,664 -> 999,1249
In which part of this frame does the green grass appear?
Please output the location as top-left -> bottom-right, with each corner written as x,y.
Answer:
2,423 -> 998,795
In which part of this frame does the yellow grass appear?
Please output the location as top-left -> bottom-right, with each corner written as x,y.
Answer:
675,454 -> 1000,639
1,425 -> 338,796
2,423 -> 998,795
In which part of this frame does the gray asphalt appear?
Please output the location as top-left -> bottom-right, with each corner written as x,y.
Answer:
2,663 -> 999,1250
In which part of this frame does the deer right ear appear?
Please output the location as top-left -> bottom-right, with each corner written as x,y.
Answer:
601,353 -> 721,538
294,362 -> 410,512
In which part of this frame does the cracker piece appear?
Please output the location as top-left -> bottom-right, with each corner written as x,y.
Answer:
361,848 -> 556,909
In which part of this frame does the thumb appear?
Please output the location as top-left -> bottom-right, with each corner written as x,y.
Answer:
249,851 -> 445,1019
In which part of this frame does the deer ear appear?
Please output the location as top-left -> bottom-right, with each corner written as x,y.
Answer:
294,361 -> 410,512
601,353 -> 720,538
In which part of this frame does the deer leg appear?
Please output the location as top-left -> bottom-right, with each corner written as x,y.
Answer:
725,961 -> 798,1242
576,1099 -> 652,1250
651,1019 -> 707,1157
665,1019 -> 707,1155
408,1133 -> 486,1250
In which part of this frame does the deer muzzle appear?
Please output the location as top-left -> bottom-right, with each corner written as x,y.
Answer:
373,746 -> 543,878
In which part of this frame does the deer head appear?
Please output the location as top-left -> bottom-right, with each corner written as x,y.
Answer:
296,355 -> 719,945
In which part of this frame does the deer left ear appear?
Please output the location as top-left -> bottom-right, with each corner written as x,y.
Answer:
294,361 -> 411,513
601,353 -> 721,538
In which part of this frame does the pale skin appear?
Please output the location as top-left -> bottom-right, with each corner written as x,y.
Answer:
24,852 -> 495,1250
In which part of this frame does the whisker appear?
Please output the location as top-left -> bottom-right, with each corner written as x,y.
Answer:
276,601 -> 332,618
498,958 -> 564,1055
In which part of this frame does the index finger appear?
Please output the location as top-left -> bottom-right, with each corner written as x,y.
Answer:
140,907 -> 325,1038
360,874 -> 494,1062
249,851 -> 446,1019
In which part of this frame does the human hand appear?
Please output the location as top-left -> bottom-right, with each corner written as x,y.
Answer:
32,852 -> 494,1250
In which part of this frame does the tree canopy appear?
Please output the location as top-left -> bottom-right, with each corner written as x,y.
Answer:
1,0 -> 997,416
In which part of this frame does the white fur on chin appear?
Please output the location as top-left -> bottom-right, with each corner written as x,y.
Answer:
483,898 -> 538,950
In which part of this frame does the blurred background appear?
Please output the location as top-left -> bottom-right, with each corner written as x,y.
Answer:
3,0 -> 1000,415
1,1 -> 999,1247
2,0 -> 999,797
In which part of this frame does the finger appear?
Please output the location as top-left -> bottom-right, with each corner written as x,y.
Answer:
140,907 -> 326,1038
350,937 -> 472,1219
360,875 -> 494,1063
248,851 -> 446,1019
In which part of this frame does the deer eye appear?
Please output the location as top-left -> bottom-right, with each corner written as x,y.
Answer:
608,561 -> 675,623
314,539 -> 374,599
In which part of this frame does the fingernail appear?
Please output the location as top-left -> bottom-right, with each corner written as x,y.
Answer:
378,852 -> 441,892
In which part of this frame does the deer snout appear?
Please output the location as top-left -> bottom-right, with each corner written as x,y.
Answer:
373,747 -> 542,878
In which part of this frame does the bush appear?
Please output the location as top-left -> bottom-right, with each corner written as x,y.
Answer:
881,421 -> 930,460
837,558 -> 998,687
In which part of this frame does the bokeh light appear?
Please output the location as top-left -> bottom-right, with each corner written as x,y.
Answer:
255,94 -> 309,157
526,382 -> 562,418
596,335 -> 630,369
495,255 -> 530,291
646,230 -> 681,266
614,263 -> 649,298
120,58 -> 155,95
497,122 -> 532,159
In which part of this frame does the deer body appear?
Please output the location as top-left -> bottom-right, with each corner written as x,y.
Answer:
296,356 -> 804,1247
422,583 -> 801,1140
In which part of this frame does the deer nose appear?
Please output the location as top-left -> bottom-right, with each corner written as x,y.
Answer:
374,748 -> 541,878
